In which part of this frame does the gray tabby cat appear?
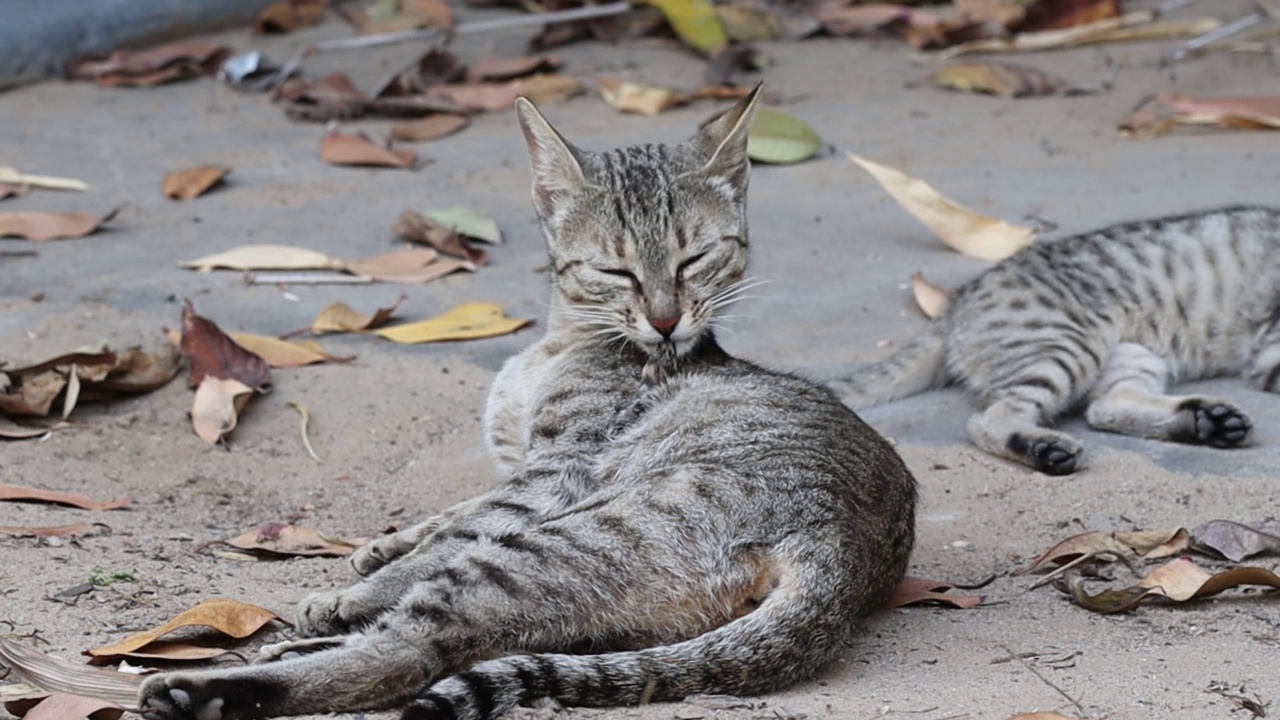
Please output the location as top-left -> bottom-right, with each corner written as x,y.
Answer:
139,87 -> 917,720
839,206 -> 1280,475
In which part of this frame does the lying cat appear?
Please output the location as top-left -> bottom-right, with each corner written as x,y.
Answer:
139,87 -> 917,720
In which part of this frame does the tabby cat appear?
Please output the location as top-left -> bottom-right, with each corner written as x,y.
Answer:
839,206 -> 1280,475
139,87 -> 917,720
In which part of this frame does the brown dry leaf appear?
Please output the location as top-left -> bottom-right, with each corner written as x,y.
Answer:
910,272 -> 950,319
1064,558 -> 1280,613
467,54 -> 561,83
393,211 -> 489,264
931,61 -> 1075,98
0,367 -> 69,417
319,132 -> 416,168
882,576 -> 985,609
390,114 -> 470,142
80,345 -> 182,398
374,302 -> 532,344
518,74 -> 586,105
0,523 -> 109,539
229,334 -> 353,368
309,297 -> 405,334
72,41 -> 230,87
180,244 -> 347,273
190,377 -> 254,444
427,83 -> 524,113
360,0 -> 454,33
849,154 -> 1035,262
943,11 -> 1218,57
85,598 -> 286,661
162,165 -> 230,201
716,1 -> 786,42
255,0 -> 327,33
4,692 -> 124,720
180,300 -> 272,390
0,208 -> 118,242
1120,94 -> 1280,138
222,523 -> 367,558
346,247 -> 474,284
815,2 -> 946,47
84,642 -> 234,664
0,418 -> 53,440
598,76 -> 689,116
0,183 -> 31,201
1014,0 -> 1119,33
0,347 -> 175,421
0,484 -> 131,511
1024,527 -> 1189,573
1192,520 -> 1280,562
0,639 -> 142,706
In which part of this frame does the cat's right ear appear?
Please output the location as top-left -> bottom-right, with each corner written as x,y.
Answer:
515,97 -> 587,217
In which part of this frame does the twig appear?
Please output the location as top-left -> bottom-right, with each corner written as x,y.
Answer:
287,401 -> 321,463
1165,11 -> 1266,61
1001,644 -> 1086,717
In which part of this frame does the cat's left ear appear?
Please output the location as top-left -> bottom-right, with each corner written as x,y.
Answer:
692,83 -> 762,193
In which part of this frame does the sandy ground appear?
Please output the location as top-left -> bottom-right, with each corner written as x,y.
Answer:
4,3 -> 1280,719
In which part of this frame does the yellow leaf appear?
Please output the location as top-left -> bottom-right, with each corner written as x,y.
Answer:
374,302 -> 532,344
179,245 -> 347,273
642,0 -> 728,55
910,272 -> 949,319
849,153 -> 1035,262
598,76 -> 688,116
228,333 -> 349,368
190,377 -> 254,444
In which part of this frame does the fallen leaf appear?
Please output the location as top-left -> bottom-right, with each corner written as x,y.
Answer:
716,1 -> 786,41
598,76 -> 689,116
0,347 -> 177,419
190,377 -> 254,444
346,248 -> 473,283
849,153 -> 1035,262
748,108 -> 822,165
815,2 -> 945,47
393,211 -> 489,265
4,692 -> 124,720
467,54 -> 561,83
1014,0 -> 1119,33
0,638 -> 141,706
418,206 -> 503,244
1061,558 -> 1280,613
424,82 -> 524,113
255,0 -> 327,33
0,419 -> 52,440
308,297 -> 405,334
228,334 -> 353,368
0,523 -> 108,539
882,576 -> 985,609
1120,94 -> 1280,138
319,132 -> 416,168
180,244 -> 346,273
85,642 -> 234,663
910,272 -> 950,319
642,0 -> 728,54
930,61 -> 1075,98
0,484 -> 131,511
1024,527 -> 1190,573
162,165 -> 230,200
359,0 -> 454,33
72,41 -> 230,87
80,345 -> 182,397
0,208 -> 119,241
390,114 -> 470,142
1191,520 -> 1280,562
942,11 -> 1218,57
372,49 -> 466,97
85,598 -> 286,661
180,300 -> 272,390
374,302 -> 532,344
0,184 -> 30,200
222,523 -> 366,557
517,74 -> 586,105
0,167 -> 88,192
287,401 -> 321,462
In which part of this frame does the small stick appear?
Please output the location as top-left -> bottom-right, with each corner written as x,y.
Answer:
1165,11 -> 1266,61
243,272 -> 373,285
1001,644 -> 1086,716
287,401 -> 321,463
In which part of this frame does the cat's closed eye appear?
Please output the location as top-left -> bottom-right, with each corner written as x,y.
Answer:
676,252 -> 708,282
599,267 -> 640,288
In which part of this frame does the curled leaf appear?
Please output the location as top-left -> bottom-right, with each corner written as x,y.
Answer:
418,206 -> 503,244
748,108 -> 822,165
374,302 -> 532,344
190,377 -> 254,444
180,300 -> 272,389
0,638 -> 141,706
180,245 -> 346,273
598,76 -> 689,116
309,297 -> 405,334
319,132 -> 416,168
255,0 -> 328,33
390,114 -> 470,142
0,484 -> 131,511
930,61 -> 1075,98
394,211 -> 488,264
882,576 -> 985,609
228,334 -> 353,368
1191,520 -> 1280,562
162,165 -> 230,200
1060,558 -> 1280,614
0,208 -> 119,241
849,153 -> 1035,262
346,248 -> 473,284
1120,94 -> 1280,138
85,598 -> 286,661
221,523 -> 365,558
72,41 -> 230,87
910,272 -> 950,319
467,54 -> 561,83
1024,527 -> 1189,573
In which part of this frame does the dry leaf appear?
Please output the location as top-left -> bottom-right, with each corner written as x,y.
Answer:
1024,527 -> 1190,573
229,334 -> 353,368
180,244 -> 346,273
910,272 -> 950,319
0,419 -> 52,440
255,0 -> 327,33
815,2 -> 945,47
517,74 -> 585,105
0,347 -> 178,419
0,638 -> 142,706
162,165 -> 230,200
930,61 -> 1075,98
882,576 -> 985,609
72,41 -> 230,87
467,54 -> 561,83
190,377 -> 254,444
4,692 -> 124,720
598,76 -> 689,116
1191,520 -> 1280,562
319,132 -> 416,168
0,208 -> 118,241
85,642 -> 234,663
390,114 -> 470,142
394,211 -> 489,264
81,345 -> 182,397
85,598 -> 286,661
0,183 -> 30,200
1120,94 -> 1280,138
942,11 -> 1218,57
0,523 -> 109,539
0,167 -> 88,192
716,1 -> 786,42
419,206 -> 503,244
426,82 -> 523,113
374,302 -> 532,344
1014,0 -> 1119,33
309,297 -> 405,334
180,300 -> 272,390
0,484 -> 131,511
346,247 -> 473,283
221,523 -> 365,558
1062,558 -> 1280,613
849,153 -> 1035,262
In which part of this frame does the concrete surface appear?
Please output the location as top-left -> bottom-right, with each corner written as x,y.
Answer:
3,3 -> 1280,719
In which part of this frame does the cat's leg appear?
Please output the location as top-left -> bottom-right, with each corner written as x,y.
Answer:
1085,343 -> 1251,447
1244,317 -> 1280,393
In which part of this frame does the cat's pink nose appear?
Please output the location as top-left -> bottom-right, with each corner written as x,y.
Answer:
648,315 -> 680,338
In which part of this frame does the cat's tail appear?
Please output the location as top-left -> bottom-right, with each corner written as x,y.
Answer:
402,562 -> 855,720
834,321 -> 949,409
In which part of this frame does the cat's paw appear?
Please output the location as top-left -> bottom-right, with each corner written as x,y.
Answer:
1174,398 -> 1251,448
351,539 -> 401,577
139,673 -> 242,720
253,636 -> 347,664
294,590 -> 356,638
1009,432 -> 1082,475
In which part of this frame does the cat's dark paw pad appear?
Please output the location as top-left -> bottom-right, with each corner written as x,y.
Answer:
294,591 -> 353,638
139,675 -> 225,720
1176,399 -> 1251,447
1009,433 -> 1082,475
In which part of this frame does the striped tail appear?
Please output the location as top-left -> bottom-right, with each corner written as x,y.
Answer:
401,577 -> 849,720
835,322 -> 948,409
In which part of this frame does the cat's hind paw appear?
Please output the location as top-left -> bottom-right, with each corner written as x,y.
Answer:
1008,432 -> 1083,475
1174,398 -> 1252,448
139,673 -> 247,720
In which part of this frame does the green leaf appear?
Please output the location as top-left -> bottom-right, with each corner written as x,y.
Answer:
643,0 -> 728,55
420,206 -> 503,244
747,108 -> 822,165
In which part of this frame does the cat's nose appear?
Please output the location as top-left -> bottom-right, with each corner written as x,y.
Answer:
648,314 -> 680,338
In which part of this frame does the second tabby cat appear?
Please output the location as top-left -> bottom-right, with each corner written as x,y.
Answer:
839,205 -> 1280,474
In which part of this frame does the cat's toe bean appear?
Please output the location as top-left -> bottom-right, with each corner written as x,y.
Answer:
139,676 -> 225,720
1028,438 -> 1080,475
1178,399 -> 1251,448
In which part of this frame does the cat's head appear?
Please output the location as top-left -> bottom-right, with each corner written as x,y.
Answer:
514,87 -> 761,360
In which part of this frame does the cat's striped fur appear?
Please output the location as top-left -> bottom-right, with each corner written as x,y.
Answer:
839,205 -> 1280,474
139,88 -> 917,720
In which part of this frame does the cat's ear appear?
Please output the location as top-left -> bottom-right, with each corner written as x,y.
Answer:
693,83 -> 762,192
515,97 -> 587,217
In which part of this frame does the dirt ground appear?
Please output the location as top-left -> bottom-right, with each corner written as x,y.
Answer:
4,3 -> 1280,719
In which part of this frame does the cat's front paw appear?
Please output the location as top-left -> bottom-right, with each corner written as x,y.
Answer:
294,590 -> 355,638
1174,398 -> 1252,447
351,538 -> 403,577
139,673 -> 242,720
1009,432 -> 1082,475
254,636 -> 347,664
